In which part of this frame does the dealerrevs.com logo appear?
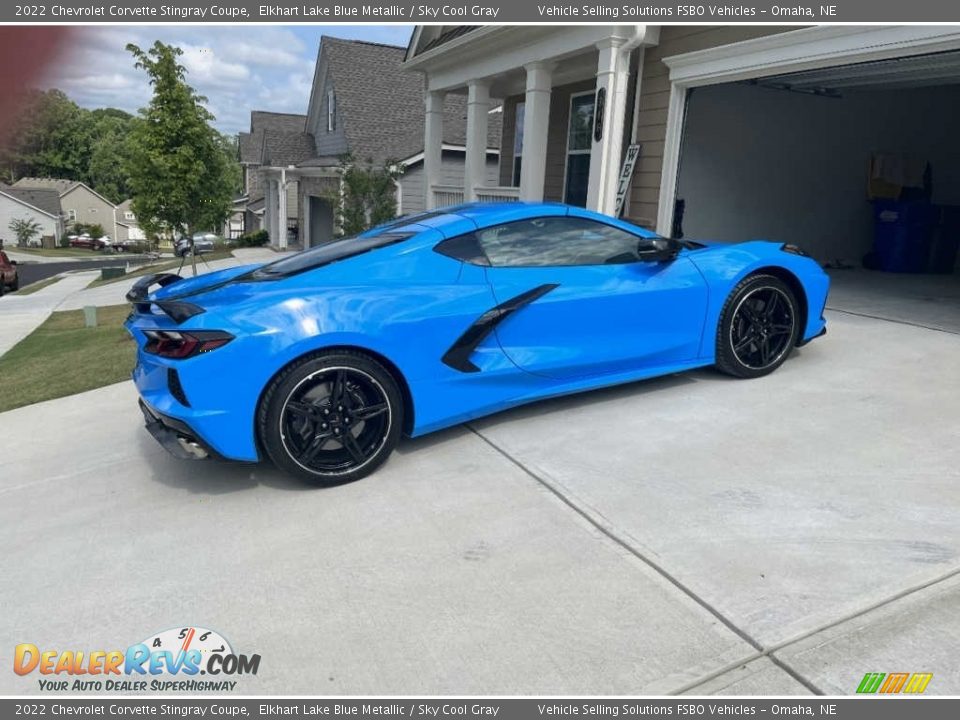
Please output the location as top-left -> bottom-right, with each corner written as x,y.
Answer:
14,626 -> 260,692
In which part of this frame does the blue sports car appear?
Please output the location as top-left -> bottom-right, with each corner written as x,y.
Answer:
126,203 -> 829,484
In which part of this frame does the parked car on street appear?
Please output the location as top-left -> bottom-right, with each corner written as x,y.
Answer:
0,250 -> 19,295
126,202 -> 830,486
174,233 -> 218,257
69,233 -> 112,250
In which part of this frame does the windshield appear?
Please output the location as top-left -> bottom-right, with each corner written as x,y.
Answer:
246,232 -> 414,280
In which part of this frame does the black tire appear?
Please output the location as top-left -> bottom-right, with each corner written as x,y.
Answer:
716,274 -> 800,379
10,274 -> 18,291
258,350 -> 403,485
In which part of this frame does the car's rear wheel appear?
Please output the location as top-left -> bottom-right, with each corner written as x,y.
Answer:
258,351 -> 403,485
10,274 -> 18,291
716,274 -> 799,379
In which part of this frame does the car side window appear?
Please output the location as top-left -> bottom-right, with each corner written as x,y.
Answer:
475,216 -> 643,267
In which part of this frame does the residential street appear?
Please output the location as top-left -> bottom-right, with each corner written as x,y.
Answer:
1,275 -> 958,695
14,257 -> 154,287
0,248 -> 283,357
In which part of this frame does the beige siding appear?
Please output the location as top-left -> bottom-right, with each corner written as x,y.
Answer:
61,185 -> 116,234
627,26 -> 796,229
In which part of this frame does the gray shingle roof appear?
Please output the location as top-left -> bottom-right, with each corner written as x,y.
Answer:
239,112 -> 314,166
11,177 -> 77,194
262,129 -> 315,166
2,187 -> 62,217
321,36 -> 501,165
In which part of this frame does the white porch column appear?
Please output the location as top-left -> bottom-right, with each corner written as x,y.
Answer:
277,169 -> 288,250
423,90 -> 445,210
587,37 -> 631,215
464,80 -> 490,202
519,62 -> 554,203
264,179 -> 276,245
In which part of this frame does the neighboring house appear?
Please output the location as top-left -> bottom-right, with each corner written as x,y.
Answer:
114,199 -> 146,242
240,36 -> 500,249
12,178 -> 117,240
237,110 -> 309,243
404,25 -> 960,265
0,186 -> 64,245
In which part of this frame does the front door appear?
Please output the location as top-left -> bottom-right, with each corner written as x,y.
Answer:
564,92 -> 595,207
476,214 -> 709,380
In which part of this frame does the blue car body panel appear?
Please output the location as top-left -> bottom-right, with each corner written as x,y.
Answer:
126,203 -> 829,462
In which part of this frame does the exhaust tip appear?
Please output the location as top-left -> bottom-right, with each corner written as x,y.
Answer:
176,436 -> 210,460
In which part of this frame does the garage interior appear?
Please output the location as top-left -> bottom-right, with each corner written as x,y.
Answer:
673,50 -> 960,333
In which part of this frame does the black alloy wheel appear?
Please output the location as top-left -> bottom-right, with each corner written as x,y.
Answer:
716,274 -> 800,378
259,351 -> 403,484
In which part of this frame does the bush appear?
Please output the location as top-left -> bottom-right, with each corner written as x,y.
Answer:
237,229 -> 269,247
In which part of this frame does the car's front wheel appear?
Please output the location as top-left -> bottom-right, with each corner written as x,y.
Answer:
715,274 -> 800,379
258,351 -> 403,485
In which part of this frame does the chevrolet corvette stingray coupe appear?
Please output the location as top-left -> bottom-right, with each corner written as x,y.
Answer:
126,203 -> 829,484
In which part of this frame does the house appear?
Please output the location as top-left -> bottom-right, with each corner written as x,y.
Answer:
403,25 -> 960,268
12,178 -> 117,240
114,199 -> 146,243
237,110 -> 310,244
0,185 -> 64,245
240,37 -> 500,249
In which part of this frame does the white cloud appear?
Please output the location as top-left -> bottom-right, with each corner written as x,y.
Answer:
40,25 -> 413,134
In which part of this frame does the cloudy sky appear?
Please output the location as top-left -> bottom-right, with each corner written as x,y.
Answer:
46,25 -> 414,134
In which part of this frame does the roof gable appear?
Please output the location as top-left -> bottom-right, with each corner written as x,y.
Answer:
314,36 -> 500,165
0,187 -> 62,218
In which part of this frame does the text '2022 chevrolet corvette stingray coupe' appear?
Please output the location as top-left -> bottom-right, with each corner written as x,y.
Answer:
126,203 -> 829,484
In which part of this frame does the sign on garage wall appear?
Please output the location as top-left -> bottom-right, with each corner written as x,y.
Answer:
615,144 -> 642,218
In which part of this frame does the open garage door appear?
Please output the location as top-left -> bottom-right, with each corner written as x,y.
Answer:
673,50 -> 960,331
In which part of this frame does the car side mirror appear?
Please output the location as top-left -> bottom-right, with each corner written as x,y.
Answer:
637,237 -> 679,263
10,260 -> 17,265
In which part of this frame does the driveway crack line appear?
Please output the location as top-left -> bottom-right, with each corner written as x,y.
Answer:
467,424 -> 823,695
825,306 -> 959,335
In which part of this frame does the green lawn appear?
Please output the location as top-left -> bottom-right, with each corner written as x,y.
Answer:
86,250 -> 234,288
0,304 -> 136,413
12,275 -> 62,295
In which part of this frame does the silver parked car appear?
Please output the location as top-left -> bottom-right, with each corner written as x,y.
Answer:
174,232 -> 218,257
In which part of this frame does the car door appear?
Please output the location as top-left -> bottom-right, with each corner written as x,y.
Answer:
477,214 -> 709,380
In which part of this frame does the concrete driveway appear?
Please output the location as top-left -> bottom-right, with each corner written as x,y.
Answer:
2,278 -> 958,696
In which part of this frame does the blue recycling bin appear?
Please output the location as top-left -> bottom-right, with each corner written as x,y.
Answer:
872,200 -> 936,273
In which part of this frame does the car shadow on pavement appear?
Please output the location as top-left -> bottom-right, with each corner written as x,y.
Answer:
141,363 -> 766,494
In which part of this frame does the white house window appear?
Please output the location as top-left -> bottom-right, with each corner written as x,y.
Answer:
512,102 -> 525,187
564,92 -> 595,208
327,90 -> 336,132
67,209 -> 77,220
124,211 -> 135,221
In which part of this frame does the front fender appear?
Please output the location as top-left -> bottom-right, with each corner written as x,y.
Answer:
687,242 -> 829,359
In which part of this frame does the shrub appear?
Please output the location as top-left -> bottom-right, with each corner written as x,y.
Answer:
237,229 -> 269,247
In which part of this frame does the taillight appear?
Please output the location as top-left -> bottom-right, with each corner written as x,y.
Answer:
143,330 -> 233,359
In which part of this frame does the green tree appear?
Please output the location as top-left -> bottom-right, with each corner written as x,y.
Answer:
328,154 -> 404,236
123,41 -> 236,239
9,217 -> 43,247
0,89 -> 92,183
86,108 -> 135,203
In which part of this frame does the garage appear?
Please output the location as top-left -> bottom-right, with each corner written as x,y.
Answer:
660,33 -> 960,333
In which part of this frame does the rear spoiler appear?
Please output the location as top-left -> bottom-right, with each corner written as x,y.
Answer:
126,273 -> 204,324
126,273 -> 183,303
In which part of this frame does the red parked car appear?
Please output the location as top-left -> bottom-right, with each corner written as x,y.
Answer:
68,233 -> 112,250
0,250 -> 19,296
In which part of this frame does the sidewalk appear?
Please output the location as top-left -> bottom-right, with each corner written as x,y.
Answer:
0,248 -> 286,358
0,271 -> 99,357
